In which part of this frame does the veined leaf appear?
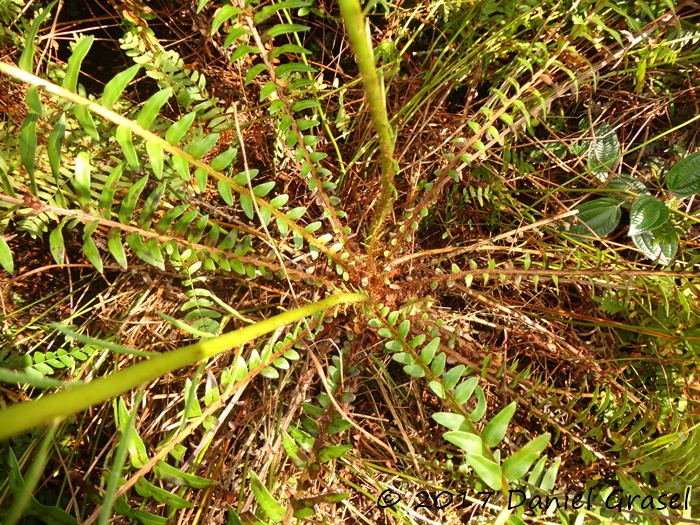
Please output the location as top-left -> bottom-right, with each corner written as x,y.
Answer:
567,198 -> 621,239
137,88 -> 172,130
628,195 -> 669,235
102,64 -> 140,110
249,471 -> 286,523
108,228 -> 128,269
587,121 -> 620,182
630,219 -> 679,265
19,0 -> 58,73
63,35 -> 94,93
666,150 -> 700,198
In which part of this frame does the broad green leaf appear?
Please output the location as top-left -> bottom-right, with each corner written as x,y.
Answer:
628,195 -> 669,235
172,154 -> 190,180
286,206 -> 306,220
117,397 -> 149,468
137,88 -> 172,130
275,63 -> 316,77
253,181 -> 275,197
25,85 -> 42,113
428,380 -> 445,399
118,175 -> 149,224
250,471 -> 286,523
138,183 -> 166,228
74,104 -> 99,140
454,377 -> 479,404
443,364 -> 465,391
49,223 -> 65,264
211,147 -> 237,170
116,125 -> 139,170
267,23 -> 310,38
187,133 -> 219,159
630,219 -> 679,265
240,194 -> 254,219
230,45 -> 261,62
392,352 -> 413,365
74,151 -> 91,208
211,5 -> 242,33
568,198 -> 621,239
20,111 -> 38,185
465,454 -> 503,490
47,113 -> 66,181
502,433 -> 551,481
63,35 -> 94,93
282,430 -> 309,469
666,150 -> 700,197
135,478 -> 192,509
83,236 -> 103,273
156,205 -> 187,235
223,27 -> 252,48
108,228 -> 128,269
126,232 -> 160,268
318,444 -> 352,462
539,456 -> 561,493
433,412 -> 470,432
269,194 -> 288,208
166,112 -> 196,145
0,237 -> 14,274
419,337 -> 440,363
607,174 -> 650,202
269,44 -> 311,60
482,401 -> 516,447
99,162 -> 125,218
146,141 -> 164,179
398,319 -> 410,338
403,364 -> 425,377
19,0 -> 58,73
102,64 -> 140,110
153,461 -> 215,489
444,431 -> 483,454
255,0 -> 312,23
245,63 -> 268,85
470,386 -> 487,421
431,352 -> 446,376
587,121 -> 620,182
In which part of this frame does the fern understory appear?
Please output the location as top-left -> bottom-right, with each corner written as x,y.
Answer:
0,0 -> 699,524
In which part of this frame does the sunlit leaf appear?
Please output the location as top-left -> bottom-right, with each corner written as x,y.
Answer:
567,198 -> 621,239
102,64 -> 140,110
137,88 -> 172,130
250,471 -> 286,523
666,150 -> 700,198
628,195 -> 669,235
63,35 -> 94,93
502,433 -> 551,481
482,401 -> 516,447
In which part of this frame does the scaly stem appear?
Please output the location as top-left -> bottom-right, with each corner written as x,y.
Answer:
337,0 -> 395,256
